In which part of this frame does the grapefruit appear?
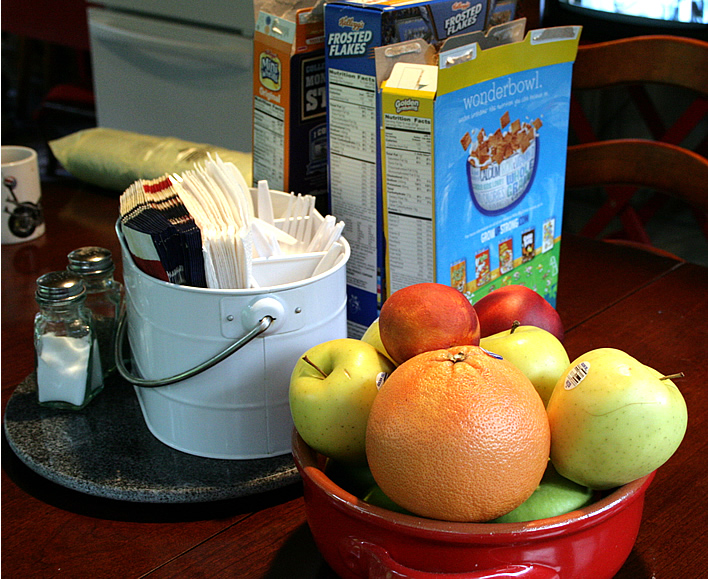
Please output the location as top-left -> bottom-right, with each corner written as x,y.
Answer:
365,345 -> 550,522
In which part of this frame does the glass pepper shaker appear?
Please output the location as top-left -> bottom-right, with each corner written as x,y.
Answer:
67,247 -> 123,378
34,271 -> 104,409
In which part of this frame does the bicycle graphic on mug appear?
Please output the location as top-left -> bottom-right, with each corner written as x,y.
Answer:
3,175 -> 44,238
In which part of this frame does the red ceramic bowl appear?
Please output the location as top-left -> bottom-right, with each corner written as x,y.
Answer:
292,431 -> 654,579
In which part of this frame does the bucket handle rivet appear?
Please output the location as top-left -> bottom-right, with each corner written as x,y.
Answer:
114,310 -> 274,388
242,296 -> 286,333
295,307 -> 302,314
226,314 -> 235,321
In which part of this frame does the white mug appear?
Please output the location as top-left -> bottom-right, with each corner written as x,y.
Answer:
1,146 -> 45,244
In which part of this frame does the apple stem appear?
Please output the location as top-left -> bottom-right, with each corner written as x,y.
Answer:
302,355 -> 328,378
510,320 -> 521,334
660,372 -> 685,381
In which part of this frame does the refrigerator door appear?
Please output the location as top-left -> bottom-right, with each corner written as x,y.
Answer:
88,7 -> 253,152
93,0 -> 255,36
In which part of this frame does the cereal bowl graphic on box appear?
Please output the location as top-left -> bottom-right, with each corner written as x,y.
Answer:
464,113 -> 541,215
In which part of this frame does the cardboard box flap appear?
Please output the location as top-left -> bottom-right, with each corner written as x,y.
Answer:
386,62 -> 439,92
438,17 -> 526,68
376,18 -> 528,89
256,11 -> 298,45
438,25 -> 581,95
529,25 -> 582,45
255,0 -> 321,22
375,39 -> 438,86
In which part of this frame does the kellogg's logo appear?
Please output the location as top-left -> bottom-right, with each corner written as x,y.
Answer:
338,16 -> 365,31
452,1 -> 471,10
259,51 -> 281,91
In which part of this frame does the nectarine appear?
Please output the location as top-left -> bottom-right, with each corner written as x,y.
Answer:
379,283 -> 480,364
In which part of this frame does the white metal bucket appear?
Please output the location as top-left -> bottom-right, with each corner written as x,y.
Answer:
116,191 -> 349,459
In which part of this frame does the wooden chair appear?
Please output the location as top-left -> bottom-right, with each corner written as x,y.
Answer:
566,35 -> 708,252
566,139 -> 708,259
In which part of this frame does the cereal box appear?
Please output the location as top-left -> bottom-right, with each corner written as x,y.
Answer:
324,0 -> 495,337
380,24 -> 581,307
253,7 -> 327,210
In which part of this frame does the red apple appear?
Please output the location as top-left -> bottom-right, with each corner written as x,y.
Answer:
473,285 -> 564,341
379,283 -> 480,365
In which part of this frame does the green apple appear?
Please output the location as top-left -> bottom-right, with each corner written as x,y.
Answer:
362,484 -> 413,515
325,459 -> 377,498
490,462 -> 594,523
479,322 -> 570,406
547,348 -> 688,490
290,338 -> 395,464
325,460 -> 412,514
361,318 -> 396,364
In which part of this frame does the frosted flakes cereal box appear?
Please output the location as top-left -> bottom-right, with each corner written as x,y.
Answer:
324,0 -> 494,337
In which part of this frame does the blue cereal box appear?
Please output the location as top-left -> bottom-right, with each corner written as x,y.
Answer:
380,25 -> 581,307
325,0 -> 494,338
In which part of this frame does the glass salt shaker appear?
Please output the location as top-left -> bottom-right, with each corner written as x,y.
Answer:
34,271 -> 104,410
67,246 -> 123,378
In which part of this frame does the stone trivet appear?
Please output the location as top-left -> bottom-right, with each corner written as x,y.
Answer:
3,372 -> 300,503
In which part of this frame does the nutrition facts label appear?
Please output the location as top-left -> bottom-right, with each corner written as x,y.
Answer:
328,68 -> 378,294
253,96 -> 285,190
383,113 -> 434,293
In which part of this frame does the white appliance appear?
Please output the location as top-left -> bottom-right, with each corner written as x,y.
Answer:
87,1 -> 255,152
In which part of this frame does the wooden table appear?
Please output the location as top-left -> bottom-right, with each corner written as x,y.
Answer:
3,179 -> 707,578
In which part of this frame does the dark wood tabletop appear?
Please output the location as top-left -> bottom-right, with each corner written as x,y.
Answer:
3,178 -> 707,578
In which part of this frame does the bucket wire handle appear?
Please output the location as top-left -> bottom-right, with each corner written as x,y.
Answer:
114,308 -> 275,388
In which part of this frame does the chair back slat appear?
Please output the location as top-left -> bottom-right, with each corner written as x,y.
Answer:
572,35 -> 708,97
566,139 -> 708,213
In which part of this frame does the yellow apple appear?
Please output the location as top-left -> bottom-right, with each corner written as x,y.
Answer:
360,318 -> 396,364
289,339 -> 395,464
480,323 -> 570,406
547,348 -> 688,489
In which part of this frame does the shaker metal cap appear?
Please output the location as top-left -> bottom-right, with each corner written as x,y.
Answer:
36,271 -> 86,304
67,246 -> 115,275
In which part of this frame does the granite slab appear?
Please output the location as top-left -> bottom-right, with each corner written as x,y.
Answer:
3,372 -> 300,503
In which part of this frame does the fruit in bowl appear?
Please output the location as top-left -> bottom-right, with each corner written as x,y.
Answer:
289,281 -> 686,577
474,285 -> 564,341
489,462 -> 594,523
289,338 -> 395,464
360,318 -> 395,364
378,282 -> 480,365
547,348 -> 688,489
480,322 -> 570,406
340,461 -> 594,524
365,345 -> 550,522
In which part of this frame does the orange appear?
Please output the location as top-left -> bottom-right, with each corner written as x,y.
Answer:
365,345 -> 550,522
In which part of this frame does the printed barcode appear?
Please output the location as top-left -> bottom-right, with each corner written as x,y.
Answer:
565,361 -> 590,390
376,372 -> 389,390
